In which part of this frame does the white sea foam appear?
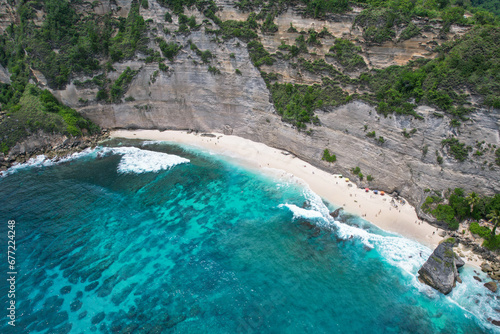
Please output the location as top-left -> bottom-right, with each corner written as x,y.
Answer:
449,267 -> 500,333
0,148 -> 97,177
141,140 -> 167,146
279,188 -> 430,274
279,185 -> 500,332
1,146 -> 189,177
278,204 -> 325,220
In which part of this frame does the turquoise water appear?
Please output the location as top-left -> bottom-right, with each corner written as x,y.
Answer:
0,139 -> 498,334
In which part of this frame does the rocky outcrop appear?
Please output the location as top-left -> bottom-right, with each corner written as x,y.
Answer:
0,1 -> 16,35
418,238 -> 464,294
481,261 -> 500,281
0,130 -> 109,171
484,281 -> 497,293
0,64 -> 10,84
330,207 -> 343,218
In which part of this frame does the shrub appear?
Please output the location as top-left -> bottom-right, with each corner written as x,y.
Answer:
328,38 -> 366,71
164,12 -> 172,23
441,138 -> 469,162
110,67 -> 138,103
261,14 -> 278,33
247,41 -> 275,67
96,89 -> 108,101
432,204 -> 459,230
469,222 -> 491,239
483,235 -> 500,251
208,66 -> 221,75
109,2 -> 148,63
213,15 -> 259,42
159,40 -> 182,61
399,23 -> 421,41
322,149 -> 336,162
159,63 -> 169,72
269,80 -> 345,127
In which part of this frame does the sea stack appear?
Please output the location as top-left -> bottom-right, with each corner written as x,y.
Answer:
418,238 -> 464,294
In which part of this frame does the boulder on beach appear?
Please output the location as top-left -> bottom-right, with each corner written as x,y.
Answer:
418,238 -> 464,294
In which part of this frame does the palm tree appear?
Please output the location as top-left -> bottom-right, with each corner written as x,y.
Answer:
466,192 -> 480,214
487,210 -> 500,239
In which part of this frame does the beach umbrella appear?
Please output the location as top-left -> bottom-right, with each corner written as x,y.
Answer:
373,190 -> 378,194
345,178 -> 349,182
365,188 -> 369,192
380,191 -> 385,196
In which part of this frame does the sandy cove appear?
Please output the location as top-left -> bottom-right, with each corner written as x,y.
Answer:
111,129 -> 482,266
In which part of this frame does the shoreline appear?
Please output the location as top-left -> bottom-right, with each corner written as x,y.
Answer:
112,129 -> 483,266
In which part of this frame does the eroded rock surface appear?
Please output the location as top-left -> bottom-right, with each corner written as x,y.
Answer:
418,238 -> 464,294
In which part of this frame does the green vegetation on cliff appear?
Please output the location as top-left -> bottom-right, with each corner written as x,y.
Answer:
0,85 -> 99,154
269,80 -> 349,129
235,0 -> 350,17
328,39 -> 367,72
422,188 -> 500,249
0,0 -> 499,158
360,25 -> 500,118
110,67 -> 139,103
322,149 -> 337,162
0,0 -> 147,90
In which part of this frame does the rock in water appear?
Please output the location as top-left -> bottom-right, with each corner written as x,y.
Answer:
455,255 -> 465,268
418,238 -> 463,294
484,281 -> 498,293
330,208 -> 343,218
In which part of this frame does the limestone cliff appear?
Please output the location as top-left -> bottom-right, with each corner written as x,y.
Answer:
1,1 -> 498,214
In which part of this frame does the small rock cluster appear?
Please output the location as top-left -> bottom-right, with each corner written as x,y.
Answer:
481,262 -> 500,281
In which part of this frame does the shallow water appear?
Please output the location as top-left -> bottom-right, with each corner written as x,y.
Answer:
0,139 -> 497,333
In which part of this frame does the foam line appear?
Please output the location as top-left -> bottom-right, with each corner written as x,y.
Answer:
280,185 -> 499,332
1,146 -> 189,177
101,147 -> 189,174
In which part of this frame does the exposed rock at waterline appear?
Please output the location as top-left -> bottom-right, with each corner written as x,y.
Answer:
484,281 -> 498,293
330,207 -> 343,218
418,238 -> 463,294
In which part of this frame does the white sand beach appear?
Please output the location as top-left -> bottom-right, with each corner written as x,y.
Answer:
111,129 -> 482,266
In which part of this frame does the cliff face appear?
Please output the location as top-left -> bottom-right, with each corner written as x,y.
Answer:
0,1 -> 16,35
2,1 -> 499,211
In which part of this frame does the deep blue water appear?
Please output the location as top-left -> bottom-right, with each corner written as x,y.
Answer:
0,139 -> 498,334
